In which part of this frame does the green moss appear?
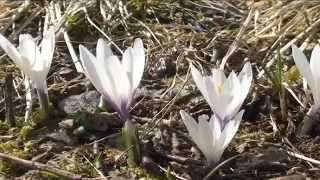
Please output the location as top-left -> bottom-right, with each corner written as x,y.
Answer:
0,141 -> 28,175
285,66 -> 301,85
57,155 -> 98,177
0,122 -> 10,132
66,14 -> 94,41
120,166 -> 163,179
31,105 -> 59,127
19,125 -> 35,140
0,141 -> 26,158
38,171 -> 61,180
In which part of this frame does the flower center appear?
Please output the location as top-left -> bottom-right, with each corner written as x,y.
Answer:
217,83 -> 224,93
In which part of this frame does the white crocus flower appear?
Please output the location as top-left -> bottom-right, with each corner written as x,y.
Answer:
292,44 -> 320,106
191,62 -> 252,123
180,110 -> 244,165
79,38 -> 145,120
0,28 -> 55,115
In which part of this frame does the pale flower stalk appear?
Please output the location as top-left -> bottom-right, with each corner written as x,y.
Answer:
79,38 -> 145,120
191,62 -> 252,124
0,28 -> 55,117
181,63 -> 252,165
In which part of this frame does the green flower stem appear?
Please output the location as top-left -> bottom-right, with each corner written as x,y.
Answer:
122,120 -> 141,167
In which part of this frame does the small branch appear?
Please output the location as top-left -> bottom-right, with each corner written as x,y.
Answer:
203,154 -> 242,180
0,152 -> 83,180
4,72 -> 15,126
163,153 -> 203,166
83,155 -> 107,180
63,31 -> 84,73
257,17 -> 320,78
219,8 -> 254,69
286,151 -> 320,165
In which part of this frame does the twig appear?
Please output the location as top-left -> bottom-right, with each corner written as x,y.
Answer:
4,72 -> 15,126
219,7 -> 254,69
141,62 -> 191,138
87,132 -> 120,145
115,145 -> 134,163
83,7 -> 123,54
257,17 -> 320,78
83,155 -> 107,180
131,17 -> 163,49
1,0 -> 31,34
286,151 -> 320,165
203,154 -> 242,180
157,164 -> 188,180
10,8 -> 43,39
0,152 -> 83,180
63,31 -> 84,73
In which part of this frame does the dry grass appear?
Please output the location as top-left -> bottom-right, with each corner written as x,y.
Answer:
1,0 -> 320,179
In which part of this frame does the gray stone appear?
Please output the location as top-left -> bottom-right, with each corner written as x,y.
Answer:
58,90 -> 100,114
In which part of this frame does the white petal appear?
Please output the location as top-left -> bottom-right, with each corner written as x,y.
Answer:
207,115 -> 224,164
292,44 -> 315,93
0,34 -> 22,67
211,69 -> 227,86
105,55 -> 131,109
122,38 -> 145,91
238,62 -> 253,86
96,38 -> 113,62
19,34 -> 39,67
95,39 -> 119,101
220,110 -> 244,149
180,110 -> 198,142
96,39 -> 120,100
40,27 -> 55,74
197,117 -> 214,158
122,48 -> 134,86
238,62 -> 252,101
79,45 -> 117,107
222,72 -> 241,120
191,65 -> 216,111
180,110 -> 214,163
225,63 -> 252,120
310,45 -> 320,104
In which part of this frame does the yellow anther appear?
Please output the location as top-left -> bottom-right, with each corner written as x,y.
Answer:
217,84 -> 224,93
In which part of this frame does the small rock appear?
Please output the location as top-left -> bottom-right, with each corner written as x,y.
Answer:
73,126 -> 87,136
46,130 -> 77,145
78,112 -> 122,131
58,90 -> 100,114
59,119 -> 75,129
142,156 -> 160,174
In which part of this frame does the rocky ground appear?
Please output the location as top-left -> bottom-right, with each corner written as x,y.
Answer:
1,0 -> 320,179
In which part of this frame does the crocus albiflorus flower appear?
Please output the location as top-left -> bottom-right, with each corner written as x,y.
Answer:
0,28 -> 55,116
292,44 -> 320,136
191,62 -> 252,123
181,62 -> 252,165
292,44 -> 320,106
180,110 -> 244,165
79,38 -> 145,167
79,38 -> 145,120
